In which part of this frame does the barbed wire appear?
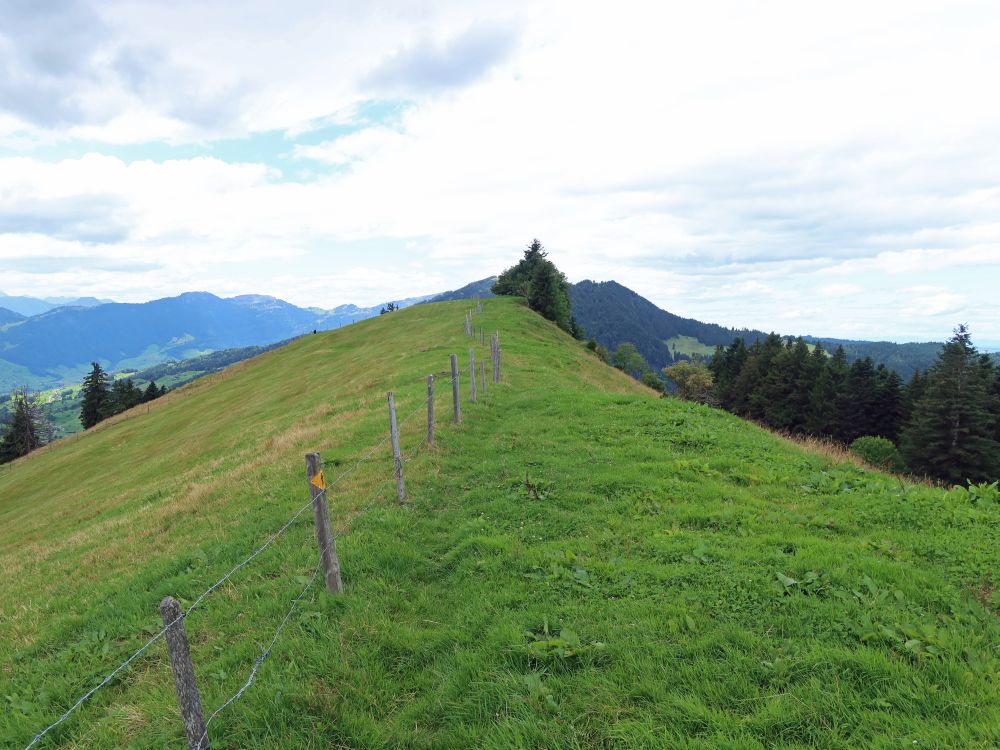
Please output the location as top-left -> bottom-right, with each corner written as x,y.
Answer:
22,376 -> 453,750
194,427 -> 437,745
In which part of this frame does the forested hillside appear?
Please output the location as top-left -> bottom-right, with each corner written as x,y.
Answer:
570,280 -> 768,372
571,279 -> 981,377
707,327 -> 1000,484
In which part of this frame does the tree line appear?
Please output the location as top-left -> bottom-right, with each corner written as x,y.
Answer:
79,362 -> 167,429
0,363 -> 170,465
694,326 -> 998,484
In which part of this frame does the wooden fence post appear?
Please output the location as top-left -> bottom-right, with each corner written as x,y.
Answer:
387,392 -> 406,503
160,597 -> 210,750
469,349 -> 477,403
450,354 -> 461,424
306,453 -> 342,593
495,332 -> 502,383
491,335 -> 499,384
480,360 -> 486,398
427,374 -> 434,447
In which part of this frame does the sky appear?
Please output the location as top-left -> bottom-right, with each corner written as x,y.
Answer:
1,0 -> 999,344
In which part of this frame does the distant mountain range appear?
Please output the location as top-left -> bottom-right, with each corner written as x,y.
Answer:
0,291 -> 112,317
0,276 -> 976,396
0,291 -> 432,392
425,277 -> 497,303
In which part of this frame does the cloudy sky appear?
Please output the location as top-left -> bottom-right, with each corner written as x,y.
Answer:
1,0 -> 998,344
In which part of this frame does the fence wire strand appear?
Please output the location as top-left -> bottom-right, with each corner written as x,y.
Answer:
194,475 -> 398,745
22,377 -> 452,750
22,316 -> 475,748
196,425 -> 437,743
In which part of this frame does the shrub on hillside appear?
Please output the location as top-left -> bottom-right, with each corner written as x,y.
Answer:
585,339 -> 609,363
663,360 -> 715,404
850,436 -> 907,473
641,371 -> 665,393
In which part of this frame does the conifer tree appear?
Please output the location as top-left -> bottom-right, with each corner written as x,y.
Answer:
742,333 -> 784,419
492,239 -> 546,297
871,365 -> 904,441
528,259 -> 573,333
901,325 -> 999,483
493,239 -> 578,336
763,338 -> 816,432
142,381 -> 161,403
0,388 -> 51,463
835,357 -> 880,443
807,346 -> 848,435
902,369 -> 927,425
709,338 -> 748,410
79,362 -> 110,429
106,378 -> 143,417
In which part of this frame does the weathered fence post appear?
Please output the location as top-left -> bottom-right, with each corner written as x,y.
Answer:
469,349 -> 477,403
427,374 -> 434,447
480,360 -> 486,398
160,597 -> 210,750
306,453 -> 342,593
494,332 -> 502,383
450,353 -> 461,424
387,392 -> 406,503
491,334 -> 499,384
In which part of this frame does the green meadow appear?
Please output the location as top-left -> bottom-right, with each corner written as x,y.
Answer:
1,298 -> 998,749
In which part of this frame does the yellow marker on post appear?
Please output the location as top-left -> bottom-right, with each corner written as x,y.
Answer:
310,470 -> 326,490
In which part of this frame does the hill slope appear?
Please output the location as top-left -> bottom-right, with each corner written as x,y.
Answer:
0,306 -> 25,325
570,280 -> 769,372
1,298 -> 998,749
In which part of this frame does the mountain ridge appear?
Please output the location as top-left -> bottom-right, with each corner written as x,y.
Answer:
0,291 -> 434,392
0,277 -> 976,395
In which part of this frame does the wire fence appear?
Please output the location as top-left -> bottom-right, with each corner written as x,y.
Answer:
21,301 -> 499,750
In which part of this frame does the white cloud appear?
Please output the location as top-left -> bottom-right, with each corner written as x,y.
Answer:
295,127 -> 404,166
0,0 -> 999,340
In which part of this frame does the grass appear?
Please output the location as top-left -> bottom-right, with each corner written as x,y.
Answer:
665,335 -> 716,360
1,297 -> 999,749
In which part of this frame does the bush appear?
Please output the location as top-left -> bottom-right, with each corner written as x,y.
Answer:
641,371 -> 665,393
850,436 -> 907,473
663,360 -> 715,404
585,339 -> 609,363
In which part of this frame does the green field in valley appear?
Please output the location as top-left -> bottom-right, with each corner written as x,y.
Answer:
665,336 -> 717,360
1,298 -> 998,749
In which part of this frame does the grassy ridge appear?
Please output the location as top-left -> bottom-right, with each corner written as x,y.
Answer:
1,298 -> 998,748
